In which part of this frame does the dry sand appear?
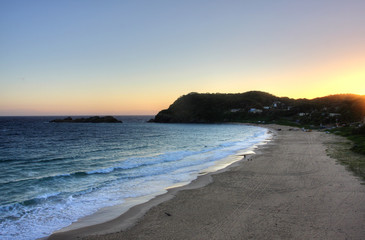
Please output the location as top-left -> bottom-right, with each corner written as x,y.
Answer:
49,125 -> 365,240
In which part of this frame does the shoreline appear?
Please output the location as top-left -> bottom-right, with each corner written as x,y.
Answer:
48,125 -> 273,239
49,124 -> 365,239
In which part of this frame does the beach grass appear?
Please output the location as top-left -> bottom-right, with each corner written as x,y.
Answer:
325,134 -> 365,182
328,126 -> 365,155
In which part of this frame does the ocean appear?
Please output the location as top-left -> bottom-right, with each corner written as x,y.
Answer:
0,116 -> 270,240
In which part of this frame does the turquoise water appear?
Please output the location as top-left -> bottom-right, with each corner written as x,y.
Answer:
0,116 -> 269,240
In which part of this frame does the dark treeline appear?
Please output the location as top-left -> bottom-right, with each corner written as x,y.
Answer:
151,91 -> 365,125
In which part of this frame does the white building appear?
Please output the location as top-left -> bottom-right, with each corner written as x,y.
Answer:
272,101 -> 281,108
249,108 -> 263,114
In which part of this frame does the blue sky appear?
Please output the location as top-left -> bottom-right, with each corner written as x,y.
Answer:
1,0 -> 365,115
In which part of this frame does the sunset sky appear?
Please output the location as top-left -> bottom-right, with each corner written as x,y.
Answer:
1,0 -> 365,116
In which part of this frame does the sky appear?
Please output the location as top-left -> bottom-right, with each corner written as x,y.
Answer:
1,0 -> 365,116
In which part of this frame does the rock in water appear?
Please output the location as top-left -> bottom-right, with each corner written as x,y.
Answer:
50,116 -> 122,123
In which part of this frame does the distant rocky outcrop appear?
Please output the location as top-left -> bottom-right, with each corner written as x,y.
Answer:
50,116 -> 122,123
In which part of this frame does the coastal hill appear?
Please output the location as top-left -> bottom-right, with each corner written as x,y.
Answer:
150,91 -> 365,125
50,116 -> 122,123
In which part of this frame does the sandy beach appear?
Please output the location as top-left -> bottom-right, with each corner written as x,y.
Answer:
49,125 -> 365,240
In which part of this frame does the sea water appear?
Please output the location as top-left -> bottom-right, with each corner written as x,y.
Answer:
0,116 -> 270,240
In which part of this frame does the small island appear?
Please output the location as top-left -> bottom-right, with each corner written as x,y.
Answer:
50,116 -> 122,123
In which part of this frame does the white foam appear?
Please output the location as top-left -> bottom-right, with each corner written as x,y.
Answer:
0,125 -> 270,240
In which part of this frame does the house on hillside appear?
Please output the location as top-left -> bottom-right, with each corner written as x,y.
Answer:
249,108 -> 263,114
329,113 -> 341,117
272,101 -> 282,108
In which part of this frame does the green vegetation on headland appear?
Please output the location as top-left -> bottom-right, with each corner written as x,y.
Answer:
151,91 -> 365,125
150,91 -> 365,152
50,116 -> 122,123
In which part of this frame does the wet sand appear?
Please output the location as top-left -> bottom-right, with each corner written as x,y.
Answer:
49,125 -> 365,240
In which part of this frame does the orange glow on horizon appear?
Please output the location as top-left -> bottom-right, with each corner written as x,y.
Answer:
1,54 -> 364,116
